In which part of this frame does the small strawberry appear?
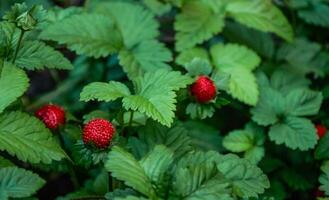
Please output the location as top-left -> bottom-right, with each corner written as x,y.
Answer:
316,124 -> 327,139
83,118 -> 115,149
315,188 -> 325,197
35,104 -> 66,129
190,75 -> 216,103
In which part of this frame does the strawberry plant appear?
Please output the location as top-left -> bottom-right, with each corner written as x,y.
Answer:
0,0 -> 328,199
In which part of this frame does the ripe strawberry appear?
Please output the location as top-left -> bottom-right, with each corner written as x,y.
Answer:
35,104 -> 65,129
316,124 -> 327,139
83,118 -> 115,149
190,75 -> 216,103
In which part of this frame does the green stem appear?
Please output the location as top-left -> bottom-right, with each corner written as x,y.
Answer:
128,110 -> 134,128
12,29 -> 25,64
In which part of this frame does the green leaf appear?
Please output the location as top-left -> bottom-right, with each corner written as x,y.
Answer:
94,1 -> 159,48
183,121 -> 223,152
223,130 -> 254,152
80,81 -> 130,102
139,145 -> 174,184
244,146 -> 265,164
114,196 -> 147,200
285,89 -> 323,117
122,70 -> 193,127
183,58 -> 212,77
210,44 -> 260,105
251,74 -> 287,126
0,156 -> 14,168
176,47 -> 209,67
143,0 -> 171,16
280,169 -> 313,190
226,0 -> 293,42
40,14 -> 122,58
315,132 -> 329,160
173,164 -> 232,200
0,111 -> 66,164
175,0 -> 225,51
105,146 -> 156,198
15,41 -> 73,70
0,167 -> 45,198
320,162 -> 329,195
186,102 -> 215,119
217,154 -> 270,198
0,62 -> 29,113
225,67 -> 259,106
211,43 -> 260,71
118,40 -> 172,79
298,3 -> 329,27
223,21 -> 275,58
268,117 -> 317,151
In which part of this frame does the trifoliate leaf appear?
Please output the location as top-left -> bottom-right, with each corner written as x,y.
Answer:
320,162 -> 329,195
217,154 -> 270,198
122,70 -> 193,127
105,146 -> 156,198
175,0 -> 225,51
315,133 -> 329,160
186,102 -> 215,120
269,117 -> 318,151
80,81 -> 131,102
118,40 -> 172,79
0,167 -> 45,198
139,145 -> 174,185
16,41 -> 73,70
0,111 -> 66,164
0,62 -> 29,113
285,89 -> 323,117
210,44 -> 260,105
40,14 -> 122,58
94,1 -> 159,48
226,0 -> 293,42
176,47 -> 209,66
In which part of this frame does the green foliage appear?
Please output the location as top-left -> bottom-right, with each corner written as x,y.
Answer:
0,167 -> 45,199
223,123 -> 265,164
175,0 -> 225,51
122,70 -> 193,127
226,0 -> 293,42
210,43 -> 260,105
315,133 -> 329,160
40,14 -> 122,58
15,41 -> 73,70
0,111 -> 66,164
0,62 -> 29,113
80,81 -> 131,102
320,161 -> 329,195
217,154 -> 270,198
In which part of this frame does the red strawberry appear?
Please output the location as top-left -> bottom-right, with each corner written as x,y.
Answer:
316,124 -> 327,139
83,118 -> 115,149
190,75 -> 216,103
35,104 -> 65,129
315,188 -> 325,197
